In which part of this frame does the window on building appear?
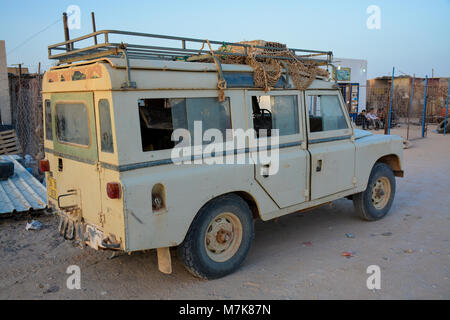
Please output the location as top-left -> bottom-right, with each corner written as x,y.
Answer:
308,95 -> 348,132
138,97 -> 232,152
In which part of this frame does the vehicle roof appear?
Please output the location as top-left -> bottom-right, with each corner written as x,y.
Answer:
43,57 -> 337,92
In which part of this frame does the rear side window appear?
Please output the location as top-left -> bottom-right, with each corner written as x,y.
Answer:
99,99 -> 114,153
308,95 -> 348,132
55,102 -> 90,146
138,97 -> 232,152
45,100 -> 52,140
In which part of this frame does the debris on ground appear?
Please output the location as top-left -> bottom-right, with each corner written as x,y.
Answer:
341,251 -> 355,258
302,241 -> 312,247
345,233 -> 355,239
26,220 -> 43,231
381,232 -> 393,236
243,281 -> 260,289
43,285 -> 59,294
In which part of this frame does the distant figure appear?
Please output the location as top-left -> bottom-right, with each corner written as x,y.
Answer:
366,108 -> 382,130
355,109 -> 369,130
377,108 -> 385,128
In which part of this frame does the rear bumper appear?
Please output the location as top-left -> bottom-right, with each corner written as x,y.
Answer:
57,211 -> 121,250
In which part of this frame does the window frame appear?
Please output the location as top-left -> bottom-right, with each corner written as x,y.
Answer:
54,100 -> 92,149
98,99 -> 115,154
305,90 -> 353,141
134,93 -> 234,161
44,99 -> 53,141
247,90 -> 305,146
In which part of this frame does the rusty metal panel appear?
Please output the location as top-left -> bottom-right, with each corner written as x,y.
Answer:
0,155 -> 47,215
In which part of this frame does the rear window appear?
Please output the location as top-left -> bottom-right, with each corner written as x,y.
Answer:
55,102 -> 90,146
44,100 -> 53,140
99,99 -> 114,153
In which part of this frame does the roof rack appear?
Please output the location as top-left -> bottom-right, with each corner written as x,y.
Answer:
48,30 -> 333,66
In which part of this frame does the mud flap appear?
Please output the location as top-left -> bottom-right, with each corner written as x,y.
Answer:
157,247 -> 172,274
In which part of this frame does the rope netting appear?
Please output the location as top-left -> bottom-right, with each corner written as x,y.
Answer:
194,40 -> 330,99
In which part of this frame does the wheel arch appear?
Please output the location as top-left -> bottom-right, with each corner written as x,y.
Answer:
376,154 -> 404,177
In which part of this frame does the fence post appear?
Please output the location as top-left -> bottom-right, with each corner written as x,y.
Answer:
421,76 -> 428,138
407,77 -> 415,141
444,79 -> 450,135
387,67 -> 395,135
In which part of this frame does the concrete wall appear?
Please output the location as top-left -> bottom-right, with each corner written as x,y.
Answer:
0,40 -> 11,124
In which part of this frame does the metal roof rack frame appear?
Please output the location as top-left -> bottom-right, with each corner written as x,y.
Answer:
48,30 -> 333,66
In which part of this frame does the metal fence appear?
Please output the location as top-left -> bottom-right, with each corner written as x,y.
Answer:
8,74 -> 44,168
366,77 -> 449,141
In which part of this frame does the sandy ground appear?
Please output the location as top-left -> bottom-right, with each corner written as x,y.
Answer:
0,130 -> 449,300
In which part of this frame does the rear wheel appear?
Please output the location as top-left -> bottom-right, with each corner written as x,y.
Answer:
353,163 -> 396,221
178,194 -> 254,279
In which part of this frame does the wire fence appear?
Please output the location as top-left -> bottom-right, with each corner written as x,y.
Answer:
8,74 -> 44,177
366,77 -> 449,140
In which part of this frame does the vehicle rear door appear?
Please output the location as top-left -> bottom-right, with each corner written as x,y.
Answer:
49,92 -> 103,225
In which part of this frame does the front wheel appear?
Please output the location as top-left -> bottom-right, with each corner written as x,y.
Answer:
353,163 -> 396,221
178,194 -> 254,279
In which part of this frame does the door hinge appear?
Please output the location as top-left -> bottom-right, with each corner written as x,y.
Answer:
99,212 -> 106,227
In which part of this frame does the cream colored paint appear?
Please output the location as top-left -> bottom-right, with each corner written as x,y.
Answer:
42,58 -> 403,253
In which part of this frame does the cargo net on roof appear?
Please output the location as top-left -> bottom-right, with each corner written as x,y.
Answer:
192,40 -> 330,93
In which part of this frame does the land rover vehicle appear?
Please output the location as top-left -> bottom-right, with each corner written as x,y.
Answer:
42,30 -> 404,279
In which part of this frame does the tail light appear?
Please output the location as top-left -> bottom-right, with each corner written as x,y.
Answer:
107,182 -> 121,199
39,160 -> 50,172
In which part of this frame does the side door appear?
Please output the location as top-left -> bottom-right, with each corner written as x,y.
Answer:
248,90 -> 309,208
305,90 -> 356,200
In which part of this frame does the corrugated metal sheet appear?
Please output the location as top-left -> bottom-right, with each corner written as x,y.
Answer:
0,155 -> 47,214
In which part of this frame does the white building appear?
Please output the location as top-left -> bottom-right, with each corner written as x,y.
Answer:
332,57 -> 368,119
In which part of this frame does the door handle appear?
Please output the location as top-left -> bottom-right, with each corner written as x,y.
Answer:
316,159 -> 323,172
262,163 -> 271,178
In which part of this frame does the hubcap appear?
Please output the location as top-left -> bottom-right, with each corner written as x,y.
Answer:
205,212 -> 243,262
371,177 -> 391,209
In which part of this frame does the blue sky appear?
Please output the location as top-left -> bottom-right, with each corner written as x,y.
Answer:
1,0 -> 449,78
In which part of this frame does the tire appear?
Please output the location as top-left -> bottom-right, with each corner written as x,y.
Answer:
178,194 -> 254,279
0,160 -> 14,181
353,163 -> 396,221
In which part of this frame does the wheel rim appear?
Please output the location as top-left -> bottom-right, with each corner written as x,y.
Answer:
204,212 -> 243,263
371,177 -> 391,210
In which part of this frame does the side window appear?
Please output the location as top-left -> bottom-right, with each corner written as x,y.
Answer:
99,99 -> 114,153
138,97 -> 232,152
45,100 -> 53,141
308,95 -> 348,132
252,95 -> 299,137
55,102 -> 90,146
